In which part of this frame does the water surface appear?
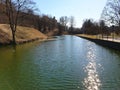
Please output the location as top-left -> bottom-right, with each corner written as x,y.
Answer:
0,35 -> 120,90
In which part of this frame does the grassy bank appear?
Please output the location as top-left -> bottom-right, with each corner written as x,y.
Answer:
76,34 -> 97,39
76,34 -> 120,43
76,34 -> 120,51
0,24 -> 48,45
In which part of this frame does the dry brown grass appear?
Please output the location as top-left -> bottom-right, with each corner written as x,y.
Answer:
0,24 -> 47,44
46,29 -> 59,36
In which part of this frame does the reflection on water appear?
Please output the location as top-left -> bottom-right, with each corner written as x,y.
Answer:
0,36 -> 120,90
83,42 -> 101,90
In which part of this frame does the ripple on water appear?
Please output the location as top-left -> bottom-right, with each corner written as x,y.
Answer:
0,35 -> 120,90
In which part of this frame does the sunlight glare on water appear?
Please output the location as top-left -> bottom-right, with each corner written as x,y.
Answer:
83,42 -> 101,90
0,36 -> 120,90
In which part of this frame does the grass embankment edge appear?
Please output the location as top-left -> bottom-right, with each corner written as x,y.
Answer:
76,34 -> 120,51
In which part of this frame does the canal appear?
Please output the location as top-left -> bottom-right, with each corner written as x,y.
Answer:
0,35 -> 120,90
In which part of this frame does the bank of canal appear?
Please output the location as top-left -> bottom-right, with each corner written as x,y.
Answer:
0,35 -> 120,90
77,35 -> 120,51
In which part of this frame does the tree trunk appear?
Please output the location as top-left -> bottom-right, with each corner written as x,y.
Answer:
11,30 -> 16,45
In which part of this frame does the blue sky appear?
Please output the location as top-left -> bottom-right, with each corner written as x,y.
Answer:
34,0 -> 107,28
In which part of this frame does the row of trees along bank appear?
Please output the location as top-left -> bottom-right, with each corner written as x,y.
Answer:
0,0 -> 78,45
81,0 -> 120,39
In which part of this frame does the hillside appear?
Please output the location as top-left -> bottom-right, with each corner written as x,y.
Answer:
0,24 -> 48,44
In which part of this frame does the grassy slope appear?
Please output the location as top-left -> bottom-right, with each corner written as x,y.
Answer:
0,24 -> 47,44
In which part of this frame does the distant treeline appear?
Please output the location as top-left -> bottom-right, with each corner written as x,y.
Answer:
2,0 -> 119,37
81,0 -> 120,36
0,1 -> 82,35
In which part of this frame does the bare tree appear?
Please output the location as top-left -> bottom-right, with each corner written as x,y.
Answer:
59,16 -> 68,31
99,20 -> 106,39
5,0 -> 35,44
81,19 -> 100,35
69,16 -> 75,33
101,0 -> 120,26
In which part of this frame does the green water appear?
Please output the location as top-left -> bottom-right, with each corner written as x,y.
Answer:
0,35 -> 120,90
